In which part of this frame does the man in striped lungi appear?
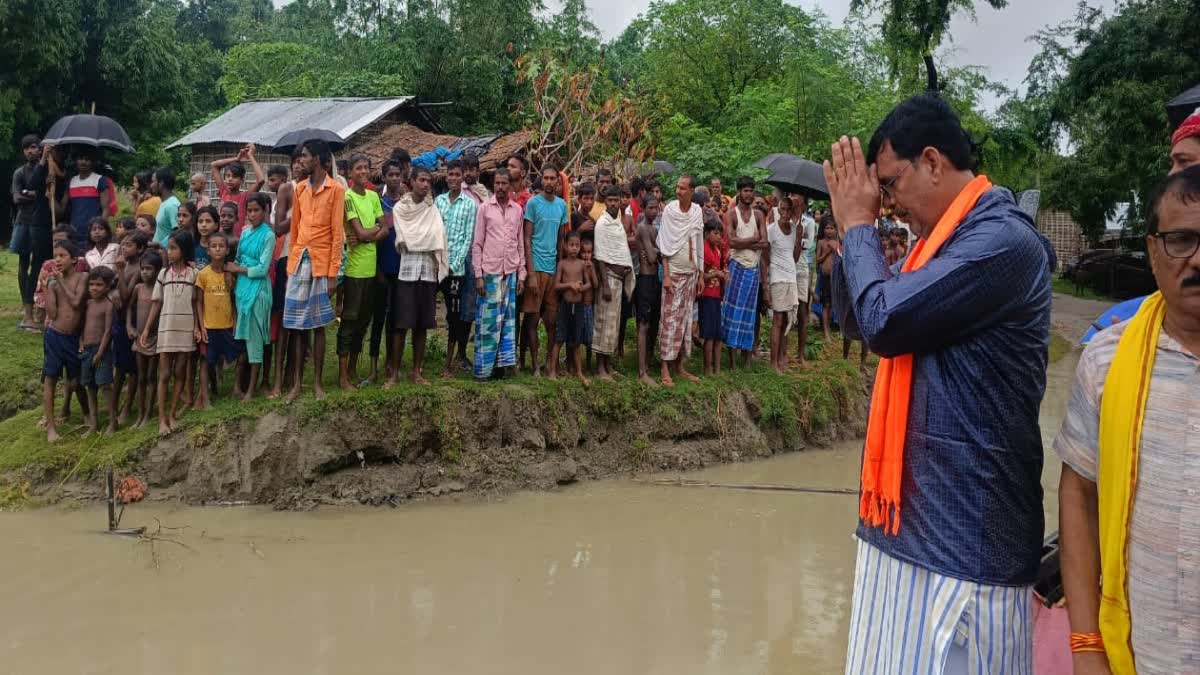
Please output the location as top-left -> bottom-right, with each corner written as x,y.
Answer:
826,94 -> 1054,674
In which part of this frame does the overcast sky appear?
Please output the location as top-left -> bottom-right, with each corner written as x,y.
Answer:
559,0 -> 1110,112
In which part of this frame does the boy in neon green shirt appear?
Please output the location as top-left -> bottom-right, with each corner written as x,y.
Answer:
338,155 -> 388,390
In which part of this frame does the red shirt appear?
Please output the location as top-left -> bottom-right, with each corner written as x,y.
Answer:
701,241 -> 723,299
219,187 -> 250,236
513,189 -> 532,209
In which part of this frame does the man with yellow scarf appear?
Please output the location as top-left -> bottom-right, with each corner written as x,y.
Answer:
825,94 -> 1055,674
1056,165 -> 1200,675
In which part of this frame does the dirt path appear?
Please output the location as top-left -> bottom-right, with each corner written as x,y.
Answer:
1051,292 -> 1114,346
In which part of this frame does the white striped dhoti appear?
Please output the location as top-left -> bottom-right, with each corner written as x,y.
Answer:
845,538 -> 1034,675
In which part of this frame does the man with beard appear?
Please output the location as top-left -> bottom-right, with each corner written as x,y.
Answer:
471,169 -> 526,379
656,176 -> 705,387
591,186 -> 635,379
720,176 -> 767,367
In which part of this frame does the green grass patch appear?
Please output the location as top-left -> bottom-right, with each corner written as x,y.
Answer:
0,253 -> 45,418
1052,276 -> 1112,302
1048,333 -> 1073,365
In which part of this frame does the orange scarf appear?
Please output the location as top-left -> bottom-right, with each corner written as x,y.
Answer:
859,175 -> 993,534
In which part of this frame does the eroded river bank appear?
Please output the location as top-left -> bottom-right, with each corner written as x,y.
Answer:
0,343 -> 1081,675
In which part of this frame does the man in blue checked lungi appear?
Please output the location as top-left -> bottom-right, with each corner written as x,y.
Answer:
470,168 -> 526,380
721,176 -> 767,367
826,95 -> 1054,674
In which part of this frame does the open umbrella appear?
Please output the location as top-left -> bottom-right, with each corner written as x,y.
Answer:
272,128 -> 346,155
765,158 -> 829,200
1168,82 -> 1200,130
753,153 -> 800,171
1080,295 -> 1149,345
43,114 -> 134,153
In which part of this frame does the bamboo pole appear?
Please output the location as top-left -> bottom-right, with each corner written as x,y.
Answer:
635,477 -> 858,496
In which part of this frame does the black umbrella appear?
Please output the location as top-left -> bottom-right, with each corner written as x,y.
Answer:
752,153 -> 800,171
765,158 -> 829,200
272,128 -> 347,155
43,114 -> 134,153
1168,82 -> 1200,131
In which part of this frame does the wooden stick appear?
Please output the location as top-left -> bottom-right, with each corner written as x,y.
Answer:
636,477 -> 858,496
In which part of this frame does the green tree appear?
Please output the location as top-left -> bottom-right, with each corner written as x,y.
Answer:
1034,0 -> 1200,241
640,0 -> 817,126
850,0 -> 1008,83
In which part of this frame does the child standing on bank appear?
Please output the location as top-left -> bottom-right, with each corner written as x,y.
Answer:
579,238 -> 598,373
43,240 -> 88,442
79,267 -> 117,435
129,251 -> 162,428
141,231 -> 199,435
85,217 -> 119,270
211,144 -> 266,236
195,232 -> 239,407
633,198 -> 662,386
135,214 -> 157,243
194,205 -> 219,267
112,231 -> 148,425
176,202 -> 198,240
550,231 -> 591,383
227,193 -> 275,401
699,221 -> 726,376
815,218 -> 839,342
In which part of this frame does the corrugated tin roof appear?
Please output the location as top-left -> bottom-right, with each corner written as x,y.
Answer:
166,97 -> 414,149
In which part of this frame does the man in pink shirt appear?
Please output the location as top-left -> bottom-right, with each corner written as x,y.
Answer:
471,168 -> 526,379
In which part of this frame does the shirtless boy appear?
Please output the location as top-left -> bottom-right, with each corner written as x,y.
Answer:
549,232 -> 591,382
42,241 -> 88,442
633,197 -> 663,386
815,218 -> 839,341
80,267 -> 117,435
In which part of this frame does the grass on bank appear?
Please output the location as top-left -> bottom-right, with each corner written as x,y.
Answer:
1051,276 -> 1112,302
0,293 -> 864,482
0,254 -> 46,418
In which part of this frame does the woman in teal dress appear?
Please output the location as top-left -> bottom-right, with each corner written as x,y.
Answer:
226,192 -> 276,400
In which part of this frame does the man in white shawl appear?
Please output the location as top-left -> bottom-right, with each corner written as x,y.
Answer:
592,186 -> 636,379
385,166 -> 448,387
656,175 -> 705,387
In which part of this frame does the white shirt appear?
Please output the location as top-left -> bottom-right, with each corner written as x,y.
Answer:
767,221 -> 797,282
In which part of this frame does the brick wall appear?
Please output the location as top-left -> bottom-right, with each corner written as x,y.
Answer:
1037,209 -> 1085,270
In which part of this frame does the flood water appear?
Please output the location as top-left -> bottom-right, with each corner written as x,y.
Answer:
0,352 -> 1078,675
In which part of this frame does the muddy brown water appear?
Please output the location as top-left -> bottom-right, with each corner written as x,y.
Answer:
0,351 -> 1079,675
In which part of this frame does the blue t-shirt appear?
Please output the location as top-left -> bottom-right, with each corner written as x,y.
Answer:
155,195 -> 181,245
524,193 -> 568,274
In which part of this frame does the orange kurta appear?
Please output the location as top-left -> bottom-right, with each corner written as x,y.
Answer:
287,176 -> 346,279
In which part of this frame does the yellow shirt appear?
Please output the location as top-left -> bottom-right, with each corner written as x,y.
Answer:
136,195 -> 162,219
195,264 -> 234,330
